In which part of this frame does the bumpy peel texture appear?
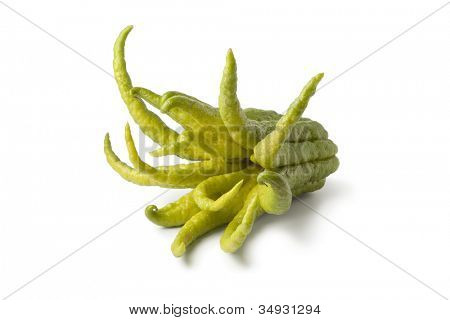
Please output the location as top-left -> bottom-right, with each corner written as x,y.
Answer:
105,26 -> 339,257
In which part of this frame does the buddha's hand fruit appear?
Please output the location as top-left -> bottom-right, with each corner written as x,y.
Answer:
104,26 -> 339,257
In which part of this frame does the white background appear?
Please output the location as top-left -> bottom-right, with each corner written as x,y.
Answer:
0,0 -> 449,319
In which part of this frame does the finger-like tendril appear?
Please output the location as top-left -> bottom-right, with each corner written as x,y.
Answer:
220,186 -> 263,253
114,26 -> 178,146
145,191 -> 200,227
171,175 -> 258,256
170,209 -> 223,257
252,73 -> 324,168
105,133 -> 248,188
159,95 -> 222,131
193,168 -> 259,211
218,49 -> 259,149
256,171 -> 292,214
124,123 -> 154,172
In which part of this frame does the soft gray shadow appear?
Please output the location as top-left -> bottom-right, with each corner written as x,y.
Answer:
172,180 -> 350,266
229,244 -> 250,266
241,179 -> 350,249
180,250 -> 193,266
297,179 -> 350,209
